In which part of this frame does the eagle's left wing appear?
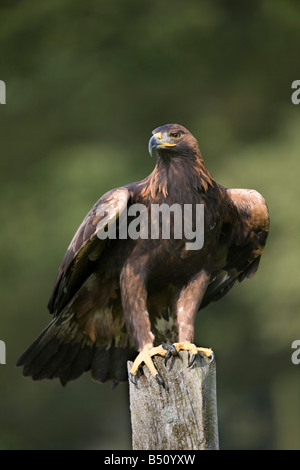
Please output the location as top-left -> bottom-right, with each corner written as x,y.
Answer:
201,188 -> 270,308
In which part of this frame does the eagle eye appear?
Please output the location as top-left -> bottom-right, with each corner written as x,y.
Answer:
170,132 -> 182,139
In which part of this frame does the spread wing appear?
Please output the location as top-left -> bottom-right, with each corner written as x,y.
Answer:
201,188 -> 270,308
48,187 -> 130,315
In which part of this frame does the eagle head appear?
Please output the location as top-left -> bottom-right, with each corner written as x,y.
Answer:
148,124 -> 200,158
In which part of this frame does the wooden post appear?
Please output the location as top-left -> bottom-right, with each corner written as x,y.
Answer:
128,351 -> 219,450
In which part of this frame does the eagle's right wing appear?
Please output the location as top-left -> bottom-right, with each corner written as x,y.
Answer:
48,187 -> 131,315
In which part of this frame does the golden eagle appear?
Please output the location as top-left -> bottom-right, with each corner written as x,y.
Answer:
17,124 -> 269,389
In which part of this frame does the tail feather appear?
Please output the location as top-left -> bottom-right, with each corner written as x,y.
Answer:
17,311 -> 134,386
111,346 -> 135,382
18,323 -> 61,378
58,343 -> 93,385
30,341 -> 92,385
17,318 -> 59,369
91,347 -> 111,383
29,341 -> 72,381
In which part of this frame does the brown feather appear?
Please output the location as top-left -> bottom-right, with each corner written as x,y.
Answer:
17,124 -> 269,385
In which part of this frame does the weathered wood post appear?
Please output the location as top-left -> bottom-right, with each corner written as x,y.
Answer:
128,351 -> 219,450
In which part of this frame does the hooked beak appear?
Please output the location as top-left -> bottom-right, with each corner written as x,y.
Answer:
148,132 -> 176,157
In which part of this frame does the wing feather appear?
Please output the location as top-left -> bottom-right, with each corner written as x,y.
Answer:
201,188 -> 269,308
47,187 -> 130,314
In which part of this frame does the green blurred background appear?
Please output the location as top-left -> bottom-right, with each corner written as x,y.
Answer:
0,0 -> 300,450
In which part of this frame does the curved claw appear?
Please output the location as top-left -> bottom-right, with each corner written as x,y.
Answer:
129,344 -> 170,391
188,353 -> 197,368
155,373 -> 169,392
207,350 -> 215,364
162,343 -> 180,366
188,350 -> 215,368
129,372 -> 138,386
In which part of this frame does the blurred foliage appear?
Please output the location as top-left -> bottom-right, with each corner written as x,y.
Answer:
0,0 -> 300,449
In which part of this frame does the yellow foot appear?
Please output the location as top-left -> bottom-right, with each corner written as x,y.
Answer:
166,341 -> 214,367
129,344 -> 169,390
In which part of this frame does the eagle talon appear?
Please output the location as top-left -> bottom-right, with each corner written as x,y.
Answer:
207,351 -> 215,364
188,353 -> 197,368
162,343 -> 180,366
129,372 -> 138,386
129,344 -> 169,389
155,373 -> 169,391
168,341 -> 214,368
188,351 -> 215,367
